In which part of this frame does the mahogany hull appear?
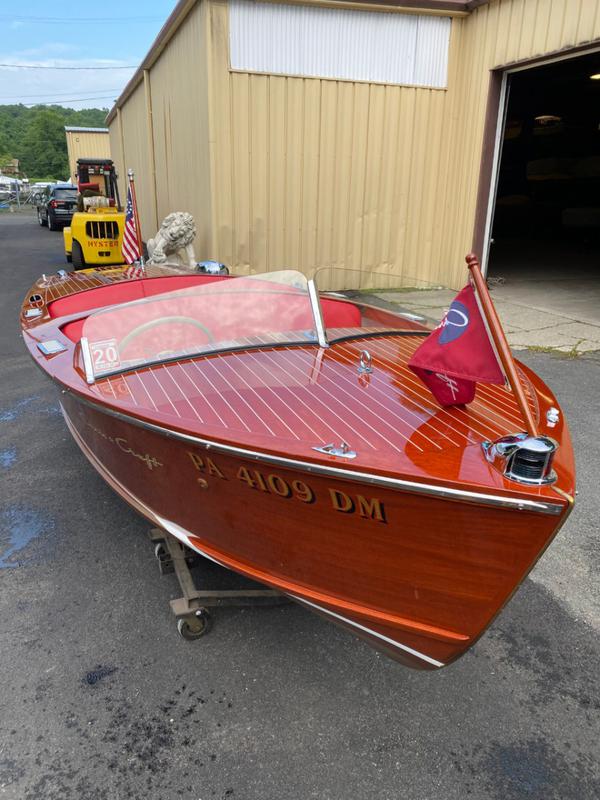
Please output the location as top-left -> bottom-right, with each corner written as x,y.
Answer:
60,390 -> 569,670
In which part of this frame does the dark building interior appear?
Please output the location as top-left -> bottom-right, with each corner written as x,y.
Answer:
487,51 -> 600,319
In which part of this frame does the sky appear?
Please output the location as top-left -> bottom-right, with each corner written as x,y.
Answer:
0,0 -> 177,111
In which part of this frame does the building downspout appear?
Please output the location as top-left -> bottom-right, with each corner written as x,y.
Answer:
144,69 -> 160,233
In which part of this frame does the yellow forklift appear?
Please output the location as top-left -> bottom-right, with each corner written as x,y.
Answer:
63,158 -> 125,270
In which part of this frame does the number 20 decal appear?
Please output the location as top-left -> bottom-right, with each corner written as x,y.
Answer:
90,338 -> 120,371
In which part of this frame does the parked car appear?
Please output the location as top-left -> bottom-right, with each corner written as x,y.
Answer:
37,184 -> 78,231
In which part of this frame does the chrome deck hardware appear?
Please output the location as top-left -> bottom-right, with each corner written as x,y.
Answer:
358,350 -> 373,374
482,433 -> 557,485
546,407 -> 560,427
37,340 -> 67,356
312,442 -> 357,459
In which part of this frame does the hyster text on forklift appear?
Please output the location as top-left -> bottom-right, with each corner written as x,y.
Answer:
63,159 -> 125,270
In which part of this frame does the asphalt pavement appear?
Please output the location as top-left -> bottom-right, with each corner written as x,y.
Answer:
1,209 -> 598,800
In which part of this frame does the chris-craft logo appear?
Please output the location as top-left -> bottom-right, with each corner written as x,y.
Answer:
439,300 -> 469,345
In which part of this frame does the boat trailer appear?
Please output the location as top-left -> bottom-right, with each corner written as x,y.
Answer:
149,528 -> 288,640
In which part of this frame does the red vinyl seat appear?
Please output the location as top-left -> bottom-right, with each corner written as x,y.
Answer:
49,275 -> 228,319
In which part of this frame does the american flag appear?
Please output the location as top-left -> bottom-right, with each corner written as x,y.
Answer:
122,186 -> 141,265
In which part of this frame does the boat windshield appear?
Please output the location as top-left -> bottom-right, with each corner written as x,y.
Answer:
312,267 -> 460,340
80,267 -> 463,383
81,270 -> 319,381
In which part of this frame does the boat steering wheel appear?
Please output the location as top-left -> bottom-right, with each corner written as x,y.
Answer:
119,316 -> 214,354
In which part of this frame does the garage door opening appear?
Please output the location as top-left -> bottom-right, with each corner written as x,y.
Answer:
486,51 -> 600,324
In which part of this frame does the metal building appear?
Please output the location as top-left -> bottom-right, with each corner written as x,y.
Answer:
107,0 -> 600,288
64,127 -> 111,184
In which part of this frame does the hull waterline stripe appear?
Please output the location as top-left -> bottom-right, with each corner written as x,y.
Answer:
59,389 -> 563,515
60,405 -> 447,667
288,595 -> 444,668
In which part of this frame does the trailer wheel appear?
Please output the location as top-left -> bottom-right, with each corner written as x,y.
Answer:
38,210 -> 46,227
72,241 -> 85,271
177,609 -> 211,640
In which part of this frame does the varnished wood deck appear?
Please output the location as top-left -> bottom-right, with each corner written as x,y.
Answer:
92,334 -> 539,473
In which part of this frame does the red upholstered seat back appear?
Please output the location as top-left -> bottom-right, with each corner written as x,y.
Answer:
49,275 -> 228,319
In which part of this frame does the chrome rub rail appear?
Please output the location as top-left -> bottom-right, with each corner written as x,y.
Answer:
61,390 -> 564,516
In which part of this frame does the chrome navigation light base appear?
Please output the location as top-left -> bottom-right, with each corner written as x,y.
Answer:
482,433 -> 558,485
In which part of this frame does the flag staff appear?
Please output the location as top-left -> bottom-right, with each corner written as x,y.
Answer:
466,253 -> 538,437
127,168 -> 145,266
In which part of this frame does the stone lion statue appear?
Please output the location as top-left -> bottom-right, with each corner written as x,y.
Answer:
146,211 -> 197,272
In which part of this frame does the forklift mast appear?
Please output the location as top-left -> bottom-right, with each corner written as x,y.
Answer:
75,158 -> 122,211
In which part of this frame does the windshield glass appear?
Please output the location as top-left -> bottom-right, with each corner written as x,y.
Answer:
54,188 -> 77,200
81,271 -> 319,381
312,267 -> 460,338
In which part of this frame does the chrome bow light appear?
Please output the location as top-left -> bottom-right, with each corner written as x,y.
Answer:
482,433 -> 557,485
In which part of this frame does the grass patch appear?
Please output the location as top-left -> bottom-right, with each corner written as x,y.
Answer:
527,343 -> 583,358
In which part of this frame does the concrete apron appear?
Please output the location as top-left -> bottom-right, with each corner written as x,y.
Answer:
377,284 -> 600,356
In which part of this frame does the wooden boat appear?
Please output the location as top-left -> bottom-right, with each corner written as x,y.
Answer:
20,261 -> 575,670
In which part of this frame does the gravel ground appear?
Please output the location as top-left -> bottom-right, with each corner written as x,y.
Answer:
1,209 -> 598,800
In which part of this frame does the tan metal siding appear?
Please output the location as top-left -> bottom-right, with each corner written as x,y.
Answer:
65,131 -> 111,184
148,0 -> 213,256
118,82 -> 154,240
207,0 -> 456,285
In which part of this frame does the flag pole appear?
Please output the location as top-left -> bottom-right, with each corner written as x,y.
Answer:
466,253 -> 538,437
127,168 -> 145,266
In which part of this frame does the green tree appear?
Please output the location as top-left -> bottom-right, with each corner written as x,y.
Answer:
0,103 -> 109,179
19,109 -> 69,178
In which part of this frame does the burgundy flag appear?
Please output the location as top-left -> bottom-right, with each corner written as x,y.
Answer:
408,284 -> 504,406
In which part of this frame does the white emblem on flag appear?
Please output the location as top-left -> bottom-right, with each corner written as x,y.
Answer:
435,372 -> 459,400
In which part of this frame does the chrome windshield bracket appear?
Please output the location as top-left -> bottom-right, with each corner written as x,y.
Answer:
307,278 -> 329,348
80,337 -> 95,385
312,442 -> 357,459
